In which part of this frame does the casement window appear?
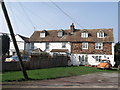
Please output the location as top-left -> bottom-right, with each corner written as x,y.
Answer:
30,43 -> 34,50
92,56 -> 102,62
46,42 -> 49,50
81,32 -> 88,38
62,43 -> 66,48
58,31 -> 63,37
95,56 -> 102,62
97,31 -> 105,38
82,42 -> 88,49
40,32 -> 46,38
95,42 -> 103,49
79,55 -> 88,62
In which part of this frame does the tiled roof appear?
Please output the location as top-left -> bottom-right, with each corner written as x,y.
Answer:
29,24 -> 114,42
51,49 -> 68,52
18,34 -> 30,43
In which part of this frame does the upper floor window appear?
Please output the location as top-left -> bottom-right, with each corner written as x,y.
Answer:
40,32 -> 46,38
97,31 -> 105,38
82,42 -> 88,49
95,42 -> 103,49
62,43 -> 66,48
58,31 -> 63,37
81,32 -> 88,38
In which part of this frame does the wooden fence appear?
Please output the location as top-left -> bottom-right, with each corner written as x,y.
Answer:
2,53 -> 69,72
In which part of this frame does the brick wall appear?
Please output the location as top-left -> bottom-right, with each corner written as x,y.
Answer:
72,42 -> 112,55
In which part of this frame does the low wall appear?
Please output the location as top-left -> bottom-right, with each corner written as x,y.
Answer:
2,54 -> 69,72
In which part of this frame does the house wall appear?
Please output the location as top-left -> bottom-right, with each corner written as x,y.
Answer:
72,42 -> 112,55
9,35 -> 25,55
73,54 -> 114,66
71,42 -> 114,66
33,42 -> 71,52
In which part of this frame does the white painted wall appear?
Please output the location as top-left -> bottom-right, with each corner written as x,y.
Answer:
34,42 -> 46,51
74,54 -> 115,66
9,35 -> 25,55
33,42 -> 71,52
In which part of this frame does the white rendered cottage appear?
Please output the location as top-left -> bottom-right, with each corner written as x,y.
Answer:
29,23 -> 115,66
9,34 -> 30,55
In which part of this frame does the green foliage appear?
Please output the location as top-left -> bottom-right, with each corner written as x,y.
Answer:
0,34 -> 10,55
2,66 -> 118,82
114,42 -> 120,67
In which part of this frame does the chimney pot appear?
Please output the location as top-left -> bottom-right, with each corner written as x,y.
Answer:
70,23 -> 75,32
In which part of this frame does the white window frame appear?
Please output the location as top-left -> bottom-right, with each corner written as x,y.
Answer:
95,56 -> 102,62
40,32 -> 45,38
95,42 -> 103,49
58,31 -> 63,37
97,31 -> 105,38
81,32 -> 88,38
82,42 -> 88,49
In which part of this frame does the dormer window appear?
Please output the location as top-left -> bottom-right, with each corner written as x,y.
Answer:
40,30 -> 47,38
57,31 -> 63,37
81,32 -> 88,38
40,32 -> 45,38
97,31 -> 105,38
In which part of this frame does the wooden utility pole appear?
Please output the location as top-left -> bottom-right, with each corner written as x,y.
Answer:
1,0 -> 29,80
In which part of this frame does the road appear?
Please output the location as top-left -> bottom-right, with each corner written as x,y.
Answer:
2,72 -> 118,88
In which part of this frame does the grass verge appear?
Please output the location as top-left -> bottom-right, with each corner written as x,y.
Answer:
2,66 -> 118,82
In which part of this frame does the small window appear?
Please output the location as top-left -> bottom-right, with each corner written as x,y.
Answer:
82,42 -> 88,49
58,31 -> 63,37
81,32 -> 88,38
31,43 -> 34,50
80,55 -> 88,62
46,42 -> 49,50
62,43 -> 66,48
97,31 -> 105,38
95,56 -> 102,62
40,32 -> 46,38
95,43 -> 103,49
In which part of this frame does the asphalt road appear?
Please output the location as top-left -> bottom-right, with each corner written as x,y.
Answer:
2,72 -> 118,88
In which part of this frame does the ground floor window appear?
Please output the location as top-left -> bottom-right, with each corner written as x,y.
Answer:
79,55 -> 88,62
92,56 -> 102,62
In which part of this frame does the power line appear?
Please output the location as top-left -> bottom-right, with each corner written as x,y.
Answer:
18,2 -> 35,29
7,4 -> 33,34
18,3 -> 59,30
49,0 -> 85,29
7,3 -> 20,34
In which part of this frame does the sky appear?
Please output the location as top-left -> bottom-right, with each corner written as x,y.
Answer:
0,1 -> 118,42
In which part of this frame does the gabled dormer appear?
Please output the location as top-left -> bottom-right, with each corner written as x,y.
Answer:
97,31 -> 105,38
40,30 -> 47,38
57,30 -> 64,37
81,32 -> 88,38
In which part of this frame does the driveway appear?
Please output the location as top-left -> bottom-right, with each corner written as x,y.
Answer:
2,72 -> 118,88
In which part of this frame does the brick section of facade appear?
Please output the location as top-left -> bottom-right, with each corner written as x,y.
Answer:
72,42 -> 112,55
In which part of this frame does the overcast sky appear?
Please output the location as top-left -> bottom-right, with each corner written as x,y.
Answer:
0,1 -> 118,42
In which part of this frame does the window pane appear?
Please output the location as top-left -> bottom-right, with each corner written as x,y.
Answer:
82,42 -> 88,49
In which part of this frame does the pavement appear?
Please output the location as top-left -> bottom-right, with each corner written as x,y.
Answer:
1,72 -> 118,88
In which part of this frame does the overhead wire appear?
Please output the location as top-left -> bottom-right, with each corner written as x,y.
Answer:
18,4 -> 59,30
6,3 -> 33,35
18,2 -> 35,29
49,0 -> 85,29
7,2 -> 20,34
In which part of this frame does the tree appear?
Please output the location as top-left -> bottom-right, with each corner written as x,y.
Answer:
114,42 -> 120,67
0,34 -> 10,56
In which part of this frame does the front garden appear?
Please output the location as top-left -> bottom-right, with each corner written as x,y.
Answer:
1,66 -> 118,82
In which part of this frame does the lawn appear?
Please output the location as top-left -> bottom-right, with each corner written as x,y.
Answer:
2,66 -> 118,82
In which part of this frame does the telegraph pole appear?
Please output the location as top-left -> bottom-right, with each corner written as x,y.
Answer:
1,0 -> 29,80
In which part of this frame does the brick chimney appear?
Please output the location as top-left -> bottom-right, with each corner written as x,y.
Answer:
70,23 -> 75,32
